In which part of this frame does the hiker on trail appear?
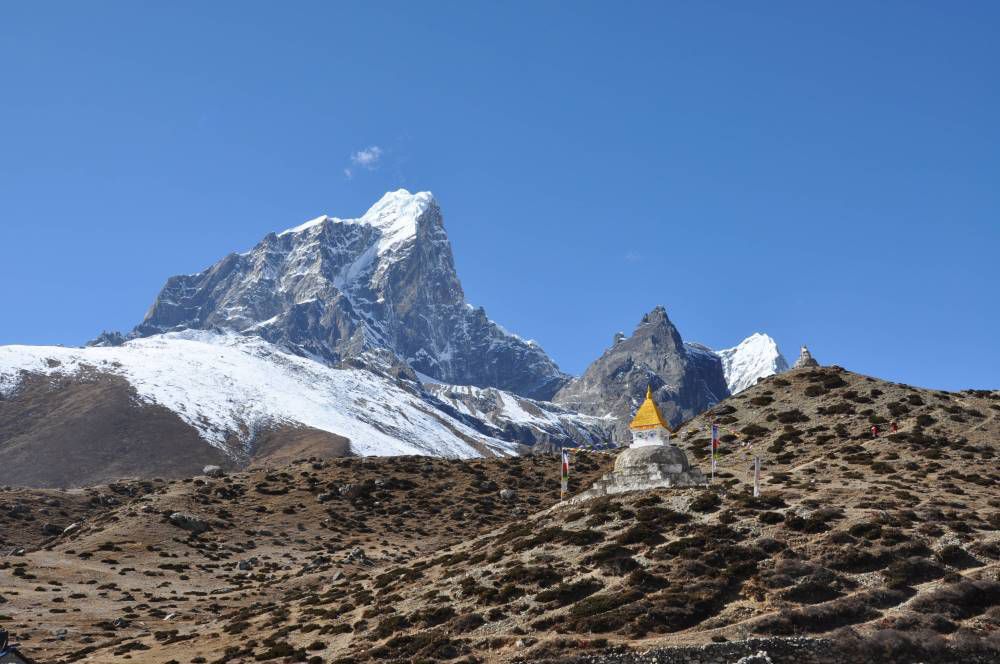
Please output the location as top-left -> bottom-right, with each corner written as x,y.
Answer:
890,421 -> 898,433
871,424 -> 879,438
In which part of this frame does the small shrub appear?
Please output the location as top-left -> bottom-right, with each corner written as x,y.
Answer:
535,579 -> 603,607
689,492 -> 721,513
759,511 -> 784,525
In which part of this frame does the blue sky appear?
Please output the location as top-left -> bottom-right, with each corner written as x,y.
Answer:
1,2 -> 997,390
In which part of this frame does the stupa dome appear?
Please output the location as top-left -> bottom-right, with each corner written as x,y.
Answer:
614,444 -> 691,474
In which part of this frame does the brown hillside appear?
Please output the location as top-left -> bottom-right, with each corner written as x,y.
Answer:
0,367 -> 997,663
0,373 -> 353,488
0,453 -> 611,663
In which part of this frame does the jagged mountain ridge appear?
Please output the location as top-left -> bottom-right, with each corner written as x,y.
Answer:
132,190 -> 568,400
554,306 -> 731,444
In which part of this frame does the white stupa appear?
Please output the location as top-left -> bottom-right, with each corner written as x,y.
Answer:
575,386 -> 706,500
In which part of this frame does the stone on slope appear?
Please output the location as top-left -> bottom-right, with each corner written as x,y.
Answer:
168,512 -> 211,534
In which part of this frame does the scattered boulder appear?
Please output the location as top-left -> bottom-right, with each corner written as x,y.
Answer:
168,512 -> 211,534
202,465 -> 225,478
41,522 -> 64,536
499,488 -> 518,502
343,546 -> 372,566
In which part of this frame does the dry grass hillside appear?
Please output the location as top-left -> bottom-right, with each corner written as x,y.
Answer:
1,366 -> 997,663
0,454 -> 610,663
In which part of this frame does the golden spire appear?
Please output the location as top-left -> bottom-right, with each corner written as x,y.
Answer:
629,385 -> 669,430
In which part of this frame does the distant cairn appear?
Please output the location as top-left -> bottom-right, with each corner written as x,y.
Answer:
793,345 -> 819,368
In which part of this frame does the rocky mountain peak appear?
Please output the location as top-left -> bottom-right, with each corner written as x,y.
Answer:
553,306 -> 729,443
631,305 -> 684,353
131,191 -> 568,400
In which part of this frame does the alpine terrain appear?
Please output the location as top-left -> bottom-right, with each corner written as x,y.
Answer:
1,366 -> 996,663
0,190 -> 788,487
0,191 -> 611,486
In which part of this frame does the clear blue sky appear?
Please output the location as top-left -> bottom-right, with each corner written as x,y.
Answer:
2,2 -> 997,390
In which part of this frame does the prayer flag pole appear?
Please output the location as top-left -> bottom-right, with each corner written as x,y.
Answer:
560,447 -> 570,501
753,456 -> 761,497
710,423 -> 720,482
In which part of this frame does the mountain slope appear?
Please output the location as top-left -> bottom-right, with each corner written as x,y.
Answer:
554,306 -> 730,443
0,331 -> 519,486
0,371 -> 236,487
131,190 -> 568,400
278,368 -> 997,661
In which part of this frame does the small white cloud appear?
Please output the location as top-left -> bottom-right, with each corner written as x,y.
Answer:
625,251 -> 642,263
350,145 -> 383,170
343,167 -> 353,179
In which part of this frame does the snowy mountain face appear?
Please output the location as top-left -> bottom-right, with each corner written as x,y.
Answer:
421,380 -> 611,453
714,333 -> 790,393
0,331 -> 517,460
133,190 -> 569,401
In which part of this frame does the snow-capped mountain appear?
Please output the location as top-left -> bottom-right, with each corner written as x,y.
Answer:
132,190 -> 568,400
714,332 -> 789,393
0,331 -> 517,461
0,188 -> 795,487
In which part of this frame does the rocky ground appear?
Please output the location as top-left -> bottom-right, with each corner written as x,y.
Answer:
1,366 -> 998,663
0,454 -> 610,663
